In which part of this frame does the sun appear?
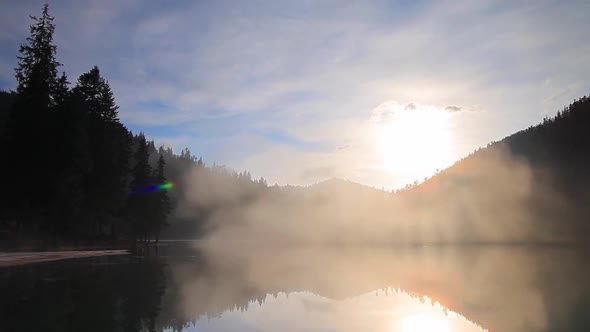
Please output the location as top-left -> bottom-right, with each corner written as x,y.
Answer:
375,102 -> 454,182
400,311 -> 451,332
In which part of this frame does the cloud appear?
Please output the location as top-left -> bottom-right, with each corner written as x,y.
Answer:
544,86 -> 573,103
444,105 -> 462,112
300,166 -> 336,181
369,101 -> 405,123
259,129 -> 335,152
1,0 -> 589,189
444,105 -> 479,113
404,103 -> 416,110
372,100 -> 478,122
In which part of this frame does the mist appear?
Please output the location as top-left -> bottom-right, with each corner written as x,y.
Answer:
164,140 -> 590,329
161,245 -> 590,332
175,143 -> 578,249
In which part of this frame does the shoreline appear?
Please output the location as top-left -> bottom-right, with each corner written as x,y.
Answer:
0,249 -> 129,267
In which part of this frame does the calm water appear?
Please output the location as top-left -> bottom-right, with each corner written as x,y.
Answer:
1,242 -> 589,332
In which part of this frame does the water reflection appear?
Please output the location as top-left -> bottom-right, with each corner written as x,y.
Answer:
1,244 -> 589,332
168,244 -> 590,332
181,290 -> 483,332
0,256 -> 166,332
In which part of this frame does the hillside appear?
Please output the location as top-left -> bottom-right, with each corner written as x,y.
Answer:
403,95 -> 590,243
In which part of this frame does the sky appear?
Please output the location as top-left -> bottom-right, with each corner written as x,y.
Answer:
1,0 -> 589,190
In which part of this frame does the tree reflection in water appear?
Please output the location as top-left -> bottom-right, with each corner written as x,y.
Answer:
1,244 -> 590,332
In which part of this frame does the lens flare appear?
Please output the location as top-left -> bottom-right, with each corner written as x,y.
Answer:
131,181 -> 175,194
159,182 -> 174,190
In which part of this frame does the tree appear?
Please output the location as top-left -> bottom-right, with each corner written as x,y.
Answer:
0,91 -> 17,222
74,66 -> 119,122
50,80 -> 92,235
52,72 -> 70,107
5,4 -> 62,233
74,66 -> 130,237
128,134 -> 152,243
14,3 -> 61,105
151,155 -> 171,243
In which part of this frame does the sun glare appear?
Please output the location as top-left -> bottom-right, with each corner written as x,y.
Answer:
400,311 -> 451,332
375,102 -> 454,182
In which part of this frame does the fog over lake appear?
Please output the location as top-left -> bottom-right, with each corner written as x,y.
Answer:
2,242 -> 589,332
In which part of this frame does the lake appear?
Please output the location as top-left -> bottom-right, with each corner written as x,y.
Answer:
1,242 -> 589,332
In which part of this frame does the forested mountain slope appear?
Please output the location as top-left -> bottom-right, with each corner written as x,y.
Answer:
401,95 -> 590,243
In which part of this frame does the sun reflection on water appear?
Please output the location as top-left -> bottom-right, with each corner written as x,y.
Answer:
400,311 -> 450,332
184,288 -> 486,332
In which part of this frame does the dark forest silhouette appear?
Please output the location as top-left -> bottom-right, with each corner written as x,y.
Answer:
0,5 -> 267,249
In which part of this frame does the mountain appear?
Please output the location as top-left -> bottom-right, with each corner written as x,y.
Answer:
401,95 -> 590,243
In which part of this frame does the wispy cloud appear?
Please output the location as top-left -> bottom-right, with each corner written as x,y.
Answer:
300,166 -> 337,182
1,0 -> 589,188
544,86 -> 574,103
444,105 -> 480,113
404,103 -> 417,111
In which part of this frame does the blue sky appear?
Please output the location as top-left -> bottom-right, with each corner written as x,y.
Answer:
1,0 -> 589,189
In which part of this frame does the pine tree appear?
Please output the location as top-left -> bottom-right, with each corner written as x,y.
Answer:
52,72 -> 70,107
128,134 -> 152,242
131,134 -> 152,191
74,66 -> 119,122
151,155 -> 171,242
50,76 -> 92,235
14,4 -> 61,106
6,4 -> 62,232
0,91 -> 17,222
75,66 -> 130,237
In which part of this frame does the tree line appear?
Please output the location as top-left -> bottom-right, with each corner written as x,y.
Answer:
0,4 -> 171,245
0,5 -> 270,246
